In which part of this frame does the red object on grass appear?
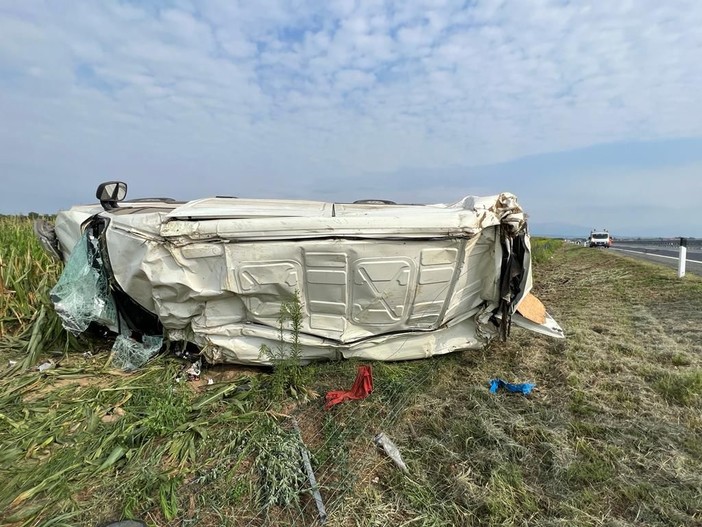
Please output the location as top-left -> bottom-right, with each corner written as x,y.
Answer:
325,365 -> 373,409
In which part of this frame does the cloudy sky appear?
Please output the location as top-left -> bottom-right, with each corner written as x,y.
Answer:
1,0 -> 701,236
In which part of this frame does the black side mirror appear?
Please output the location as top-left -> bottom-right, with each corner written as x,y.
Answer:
96,181 -> 128,210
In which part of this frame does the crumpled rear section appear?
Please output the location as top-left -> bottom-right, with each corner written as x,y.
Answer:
491,193 -> 525,235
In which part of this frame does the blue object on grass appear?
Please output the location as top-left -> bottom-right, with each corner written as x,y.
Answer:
489,378 -> 535,395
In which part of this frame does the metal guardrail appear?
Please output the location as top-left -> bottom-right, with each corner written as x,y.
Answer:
609,237 -> 698,278
614,238 -> 702,250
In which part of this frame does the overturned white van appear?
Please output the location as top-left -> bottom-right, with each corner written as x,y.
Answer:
37,182 -> 563,367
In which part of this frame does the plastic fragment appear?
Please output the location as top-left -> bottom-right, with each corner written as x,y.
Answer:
8,360 -> 17,367
185,359 -> 201,380
374,432 -> 408,473
207,378 -> 214,385
489,378 -> 535,395
37,360 -> 55,372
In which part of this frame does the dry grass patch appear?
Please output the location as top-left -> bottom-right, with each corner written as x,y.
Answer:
326,245 -> 702,526
1,223 -> 701,526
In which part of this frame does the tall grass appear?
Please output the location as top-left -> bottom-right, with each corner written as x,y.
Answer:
0,358 -> 259,525
530,237 -> 563,264
0,216 -> 73,361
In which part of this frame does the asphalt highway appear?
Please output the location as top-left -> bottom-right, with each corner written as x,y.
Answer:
609,246 -> 702,276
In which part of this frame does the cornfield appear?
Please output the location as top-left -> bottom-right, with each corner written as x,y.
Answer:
0,216 -> 73,363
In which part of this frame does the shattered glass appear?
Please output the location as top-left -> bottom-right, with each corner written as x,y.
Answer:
111,334 -> 163,371
50,231 -> 118,334
50,230 -> 163,371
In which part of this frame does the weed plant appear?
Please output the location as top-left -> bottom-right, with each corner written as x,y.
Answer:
259,291 -> 310,400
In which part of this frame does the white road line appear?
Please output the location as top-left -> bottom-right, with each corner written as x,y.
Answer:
612,248 -> 702,264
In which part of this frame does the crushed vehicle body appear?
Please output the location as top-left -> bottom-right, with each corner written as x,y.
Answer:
37,181 -> 563,367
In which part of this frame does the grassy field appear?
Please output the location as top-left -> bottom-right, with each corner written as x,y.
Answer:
0,216 -> 72,363
1,221 -> 701,526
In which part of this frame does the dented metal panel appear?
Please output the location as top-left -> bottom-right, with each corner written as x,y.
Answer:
47,188 -> 563,367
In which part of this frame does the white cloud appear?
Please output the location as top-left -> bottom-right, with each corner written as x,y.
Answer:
1,0 -> 702,225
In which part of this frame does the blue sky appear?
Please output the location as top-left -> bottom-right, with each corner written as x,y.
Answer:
1,0 -> 701,236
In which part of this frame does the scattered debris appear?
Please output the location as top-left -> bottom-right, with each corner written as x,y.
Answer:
36,360 -> 55,372
325,365 -> 373,409
112,334 -> 163,371
292,417 -> 327,525
489,378 -> 535,395
8,360 -> 17,368
207,378 -> 214,385
185,359 -> 201,381
101,406 -> 126,424
374,432 -> 408,473
173,342 -> 199,362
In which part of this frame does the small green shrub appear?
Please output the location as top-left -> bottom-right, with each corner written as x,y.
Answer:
259,291 -> 310,400
253,416 -> 305,509
136,383 -> 191,440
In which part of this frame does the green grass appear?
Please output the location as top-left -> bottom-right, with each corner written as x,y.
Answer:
530,237 -> 563,264
326,245 -> 702,526
653,370 -> 702,406
1,221 -> 701,526
0,216 -> 76,364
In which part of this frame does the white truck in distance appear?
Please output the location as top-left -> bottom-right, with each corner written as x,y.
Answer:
589,231 -> 612,248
